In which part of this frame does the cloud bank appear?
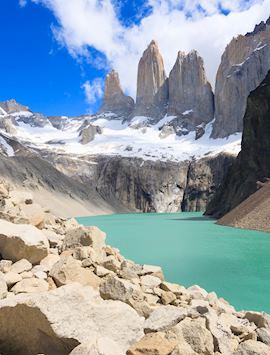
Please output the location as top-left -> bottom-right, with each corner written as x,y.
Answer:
30,0 -> 270,101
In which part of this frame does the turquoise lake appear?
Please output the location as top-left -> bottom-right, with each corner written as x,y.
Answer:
77,212 -> 270,313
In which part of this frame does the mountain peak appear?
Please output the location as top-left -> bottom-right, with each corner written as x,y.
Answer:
100,70 -> 134,116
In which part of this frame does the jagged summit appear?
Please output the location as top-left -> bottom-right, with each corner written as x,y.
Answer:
100,69 -> 134,116
168,50 -> 214,126
134,40 -> 168,119
0,99 -> 30,114
246,15 -> 270,36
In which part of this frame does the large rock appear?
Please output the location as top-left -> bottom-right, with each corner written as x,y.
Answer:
135,40 -> 168,119
169,317 -> 214,355
144,305 -> 187,333
127,332 -> 177,355
168,50 -> 214,128
49,256 -> 101,288
233,339 -> 270,355
11,278 -> 49,294
100,69 -> 135,116
62,226 -> 106,253
0,220 -> 49,264
100,275 -> 143,304
18,203 -> 45,227
212,17 -> 270,138
70,338 -> 123,355
0,283 -> 144,355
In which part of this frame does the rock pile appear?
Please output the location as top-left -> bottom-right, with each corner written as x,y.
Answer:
0,180 -> 270,354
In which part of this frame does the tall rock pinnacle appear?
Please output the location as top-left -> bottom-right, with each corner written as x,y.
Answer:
168,50 -> 214,125
212,17 -> 270,138
135,40 -> 168,118
100,70 -> 134,116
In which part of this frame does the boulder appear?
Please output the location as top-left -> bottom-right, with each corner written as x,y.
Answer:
0,283 -> 144,354
62,226 -> 106,253
50,256 -> 101,288
3,271 -> 22,287
0,220 -> 49,264
244,311 -> 270,328
127,332 -> 177,355
233,339 -> 270,355
257,327 -> 270,345
70,338 -> 123,355
144,305 -> 187,333
102,255 -> 121,272
19,203 -> 45,227
11,278 -> 49,294
170,317 -> 214,355
10,259 -> 32,274
140,275 -> 161,288
100,275 -> 143,304
40,254 -> 60,272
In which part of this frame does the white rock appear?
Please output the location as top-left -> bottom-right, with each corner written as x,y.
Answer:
140,275 -> 161,288
9,191 -> 33,205
0,220 -> 49,264
144,305 -> 187,332
3,271 -> 22,287
233,339 -> 270,355
0,283 -> 144,354
62,226 -> 106,253
10,259 -> 32,274
50,256 -> 101,288
10,278 -> 49,294
19,203 -> 45,227
40,254 -> 60,272
70,337 -> 123,355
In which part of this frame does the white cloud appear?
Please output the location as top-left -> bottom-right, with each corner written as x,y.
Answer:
30,0 -> 270,100
82,79 -> 104,106
19,0 -> 28,7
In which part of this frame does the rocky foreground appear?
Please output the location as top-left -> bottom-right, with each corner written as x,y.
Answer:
0,181 -> 270,355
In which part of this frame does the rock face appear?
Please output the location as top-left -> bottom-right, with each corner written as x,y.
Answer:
49,153 -> 234,214
100,70 -> 135,116
206,71 -> 270,227
135,40 -> 168,119
212,17 -> 270,138
168,51 -> 214,127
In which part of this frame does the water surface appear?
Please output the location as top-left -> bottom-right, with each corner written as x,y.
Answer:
77,212 -> 270,313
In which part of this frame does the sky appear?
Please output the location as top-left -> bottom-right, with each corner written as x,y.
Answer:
1,0 -> 270,116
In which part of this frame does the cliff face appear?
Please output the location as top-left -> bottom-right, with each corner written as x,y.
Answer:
134,40 -> 168,119
168,51 -> 214,126
100,70 -> 134,116
212,18 -> 270,138
206,70 -> 270,218
42,152 -> 234,214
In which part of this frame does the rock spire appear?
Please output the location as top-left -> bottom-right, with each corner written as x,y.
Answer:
100,70 -> 134,116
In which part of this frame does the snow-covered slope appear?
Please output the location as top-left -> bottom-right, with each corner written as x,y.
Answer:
1,110 -> 241,162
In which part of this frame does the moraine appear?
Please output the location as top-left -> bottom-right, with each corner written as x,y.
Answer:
78,212 -> 270,313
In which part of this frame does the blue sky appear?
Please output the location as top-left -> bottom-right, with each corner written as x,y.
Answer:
0,0 -> 269,116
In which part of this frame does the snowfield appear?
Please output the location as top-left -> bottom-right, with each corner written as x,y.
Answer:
0,110 -> 242,162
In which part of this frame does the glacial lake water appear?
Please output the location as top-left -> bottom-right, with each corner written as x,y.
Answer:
77,212 -> 270,313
